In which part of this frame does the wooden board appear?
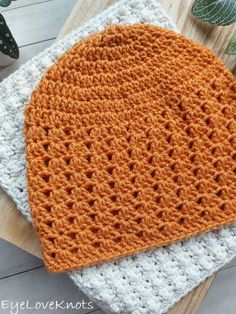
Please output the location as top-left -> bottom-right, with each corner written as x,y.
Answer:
0,0 -> 235,313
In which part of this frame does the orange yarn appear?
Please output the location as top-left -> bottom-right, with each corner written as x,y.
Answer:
24,25 -> 236,272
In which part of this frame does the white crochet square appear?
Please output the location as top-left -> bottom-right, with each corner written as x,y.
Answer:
0,0 -> 236,313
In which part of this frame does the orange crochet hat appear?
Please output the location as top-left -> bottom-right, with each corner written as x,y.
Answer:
24,25 -> 236,272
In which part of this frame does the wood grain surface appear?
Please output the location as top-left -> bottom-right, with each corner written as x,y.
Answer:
0,0 -> 235,313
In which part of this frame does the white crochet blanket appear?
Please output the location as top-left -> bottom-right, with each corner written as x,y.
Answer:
0,0 -> 236,313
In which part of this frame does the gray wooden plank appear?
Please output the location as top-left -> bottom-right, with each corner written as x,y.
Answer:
0,39 -> 54,82
0,267 -> 101,314
0,239 -> 42,278
220,256 -> 236,271
198,266 -> 236,314
1,0 -> 52,11
3,0 -> 76,47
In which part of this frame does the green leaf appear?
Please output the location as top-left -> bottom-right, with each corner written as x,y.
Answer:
192,0 -> 236,26
0,0 -> 15,7
0,13 -> 19,59
225,33 -> 236,55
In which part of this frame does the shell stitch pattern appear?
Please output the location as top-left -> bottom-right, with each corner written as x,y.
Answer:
25,24 -> 236,272
0,1 -> 236,313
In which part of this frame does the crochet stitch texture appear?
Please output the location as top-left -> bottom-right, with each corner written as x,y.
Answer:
24,24 -> 236,272
1,0 -> 236,312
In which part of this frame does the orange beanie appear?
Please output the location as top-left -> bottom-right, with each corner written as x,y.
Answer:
24,25 -> 236,272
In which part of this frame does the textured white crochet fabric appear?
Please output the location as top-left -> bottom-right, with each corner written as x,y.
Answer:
0,1 -> 236,313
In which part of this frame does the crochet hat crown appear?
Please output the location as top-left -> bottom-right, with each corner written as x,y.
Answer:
24,24 -> 236,272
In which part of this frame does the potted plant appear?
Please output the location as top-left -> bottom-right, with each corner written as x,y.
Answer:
0,0 -> 19,66
192,0 -> 236,55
